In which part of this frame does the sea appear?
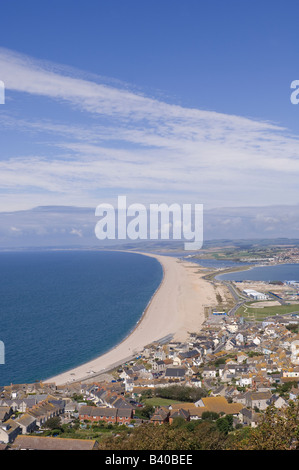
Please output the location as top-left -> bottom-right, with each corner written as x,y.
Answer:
0,250 -> 163,386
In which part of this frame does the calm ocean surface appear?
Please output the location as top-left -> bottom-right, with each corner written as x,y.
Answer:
216,263 -> 299,282
0,251 -> 163,386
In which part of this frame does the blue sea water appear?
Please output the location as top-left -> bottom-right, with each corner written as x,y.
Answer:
216,263 -> 299,282
0,251 -> 163,386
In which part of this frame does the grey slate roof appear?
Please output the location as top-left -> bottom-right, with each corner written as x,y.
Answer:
165,368 -> 186,378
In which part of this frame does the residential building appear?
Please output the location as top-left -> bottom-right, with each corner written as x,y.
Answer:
12,435 -> 98,450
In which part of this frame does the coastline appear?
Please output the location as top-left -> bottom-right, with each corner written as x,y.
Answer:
46,251 -> 218,386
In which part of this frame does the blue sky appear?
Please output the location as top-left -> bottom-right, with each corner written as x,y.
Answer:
0,1 -> 299,244
1,0 -> 298,127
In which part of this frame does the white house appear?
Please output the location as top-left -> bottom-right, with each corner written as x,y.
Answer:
235,333 -> 244,345
290,340 -> 299,365
226,323 -> 238,334
237,375 -> 253,387
172,356 -> 182,366
0,420 -> 20,443
273,396 -> 288,409
282,367 -> 299,378
202,367 -> 217,379
252,336 -> 261,346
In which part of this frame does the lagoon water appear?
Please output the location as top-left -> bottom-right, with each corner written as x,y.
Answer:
0,251 -> 162,385
216,263 -> 299,282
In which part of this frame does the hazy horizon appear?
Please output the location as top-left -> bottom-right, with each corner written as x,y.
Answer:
0,203 -> 298,249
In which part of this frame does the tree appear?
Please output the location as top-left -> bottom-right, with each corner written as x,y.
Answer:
216,415 -> 233,435
234,401 -> 299,450
135,404 -> 154,419
171,417 -> 186,428
99,421 -> 228,451
275,381 -> 297,398
42,416 -> 62,431
214,357 -> 226,366
201,411 -> 220,421
140,389 -> 153,400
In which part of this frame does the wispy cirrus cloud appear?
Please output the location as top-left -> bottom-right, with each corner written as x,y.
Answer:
1,47 -> 299,211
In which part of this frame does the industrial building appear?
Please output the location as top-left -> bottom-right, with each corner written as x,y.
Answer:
243,289 -> 269,300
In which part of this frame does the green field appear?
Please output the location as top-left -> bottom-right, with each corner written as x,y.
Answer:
237,303 -> 299,321
143,398 -> 184,407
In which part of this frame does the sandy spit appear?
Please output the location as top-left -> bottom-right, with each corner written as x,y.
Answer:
46,252 -> 217,385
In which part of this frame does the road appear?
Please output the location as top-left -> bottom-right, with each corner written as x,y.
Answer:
267,291 -> 287,305
222,281 -> 248,316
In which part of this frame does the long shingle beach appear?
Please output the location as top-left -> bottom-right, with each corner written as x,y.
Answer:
46,252 -> 219,385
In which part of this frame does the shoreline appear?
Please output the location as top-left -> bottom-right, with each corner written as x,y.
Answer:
46,251 -> 217,386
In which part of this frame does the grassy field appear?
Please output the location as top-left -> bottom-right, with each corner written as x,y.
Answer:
143,397 -> 184,407
237,302 -> 299,321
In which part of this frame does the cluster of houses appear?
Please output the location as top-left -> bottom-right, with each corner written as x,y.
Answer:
0,311 -> 299,449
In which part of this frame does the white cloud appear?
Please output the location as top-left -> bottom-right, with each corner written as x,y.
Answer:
70,228 -> 83,237
1,47 -> 299,211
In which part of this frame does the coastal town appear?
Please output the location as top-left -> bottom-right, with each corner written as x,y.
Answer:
1,269 -> 299,450
1,0 -> 299,455
192,242 -> 299,265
